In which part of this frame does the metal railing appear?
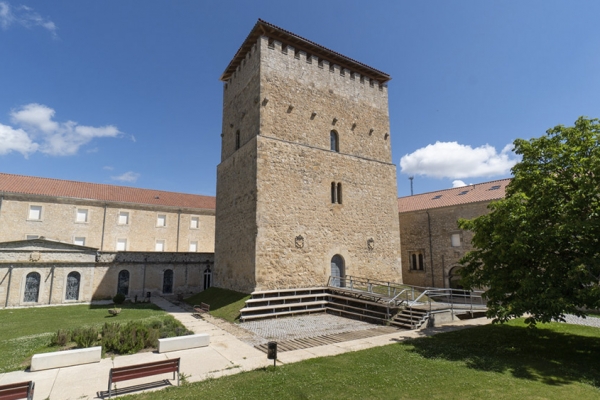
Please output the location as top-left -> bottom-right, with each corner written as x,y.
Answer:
327,275 -> 486,320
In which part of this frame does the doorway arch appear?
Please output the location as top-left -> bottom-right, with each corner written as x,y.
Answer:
448,266 -> 464,289
330,255 -> 345,287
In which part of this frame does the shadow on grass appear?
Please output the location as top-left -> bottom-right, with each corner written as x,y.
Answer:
397,322 -> 600,388
183,287 -> 250,322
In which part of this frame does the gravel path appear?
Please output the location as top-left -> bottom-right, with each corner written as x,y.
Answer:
239,314 -> 378,346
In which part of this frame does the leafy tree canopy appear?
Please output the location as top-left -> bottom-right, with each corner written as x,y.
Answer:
459,116 -> 600,326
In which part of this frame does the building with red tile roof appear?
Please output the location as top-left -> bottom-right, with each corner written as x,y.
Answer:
0,172 -> 216,252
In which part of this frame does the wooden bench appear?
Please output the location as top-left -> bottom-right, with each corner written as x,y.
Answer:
193,302 -> 210,313
107,358 -> 179,398
0,381 -> 34,400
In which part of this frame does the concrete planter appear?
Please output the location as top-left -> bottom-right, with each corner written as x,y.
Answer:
158,334 -> 210,353
31,346 -> 102,371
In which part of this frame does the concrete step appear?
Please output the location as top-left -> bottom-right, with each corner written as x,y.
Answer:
250,287 -> 329,299
245,294 -> 329,307
325,307 -> 387,325
327,302 -> 389,318
240,300 -> 328,314
240,307 -> 327,321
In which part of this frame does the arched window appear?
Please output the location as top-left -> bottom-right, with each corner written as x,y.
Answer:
204,266 -> 212,290
337,183 -> 342,204
66,272 -> 80,300
330,130 -> 339,152
117,270 -> 129,296
235,130 -> 241,150
163,269 -> 173,294
24,272 -> 40,303
409,251 -> 425,271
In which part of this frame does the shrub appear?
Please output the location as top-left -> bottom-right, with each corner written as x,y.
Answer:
72,327 -> 98,348
51,329 -> 71,347
113,293 -> 126,305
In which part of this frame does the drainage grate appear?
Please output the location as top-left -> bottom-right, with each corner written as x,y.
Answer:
254,326 -> 399,353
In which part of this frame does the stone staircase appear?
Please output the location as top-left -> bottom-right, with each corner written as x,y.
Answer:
389,307 -> 429,329
239,286 -> 404,325
239,287 -> 329,321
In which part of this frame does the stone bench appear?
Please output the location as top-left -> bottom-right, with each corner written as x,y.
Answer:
158,334 -> 210,353
30,346 -> 102,371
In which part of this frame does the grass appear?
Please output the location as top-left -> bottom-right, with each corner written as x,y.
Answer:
184,287 -> 250,323
122,319 -> 600,400
0,303 -> 165,372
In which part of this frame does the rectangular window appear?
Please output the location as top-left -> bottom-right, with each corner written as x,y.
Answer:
190,217 -> 199,229
28,205 -> 42,220
74,237 -> 86,246
451,233 -> 461,247
157,214 -> 166,227
76,209 -> 88,223
26,235 -> 39,240
155,240 -> 165,252
189,241 -> 198,252
116,238 -> 127,251
118,211 -> 129,225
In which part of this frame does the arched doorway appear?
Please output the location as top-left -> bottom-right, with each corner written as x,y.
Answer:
163,269 -> 173,294
117,270 -> 129,296
448,266 -> 464,289
330,255 -> 345,287
24,272 -> 41,303
66,271 -> 80,300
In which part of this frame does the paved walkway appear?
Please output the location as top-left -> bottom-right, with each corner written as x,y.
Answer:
0,297 -> 493,399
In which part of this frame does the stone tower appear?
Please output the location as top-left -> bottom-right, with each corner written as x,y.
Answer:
214,20 -> 402,293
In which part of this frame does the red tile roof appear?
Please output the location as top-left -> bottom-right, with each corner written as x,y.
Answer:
0,173 -> 216,210
398,178 -> 511,213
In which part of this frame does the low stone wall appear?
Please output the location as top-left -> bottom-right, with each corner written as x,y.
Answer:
158,334 -> 210,353
30,346 -> 102,371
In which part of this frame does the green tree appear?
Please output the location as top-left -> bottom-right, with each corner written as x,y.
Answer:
459,117 -> 600,325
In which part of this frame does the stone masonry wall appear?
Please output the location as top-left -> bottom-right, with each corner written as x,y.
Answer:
214,40 -> 262,293
0,194 -> 215,252
253,35 -> 401,289
399,201 -> 492,288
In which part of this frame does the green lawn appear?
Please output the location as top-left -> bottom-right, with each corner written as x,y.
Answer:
122,320 -> 600,400
184,287 -> 250,323
0,303 -> 165,372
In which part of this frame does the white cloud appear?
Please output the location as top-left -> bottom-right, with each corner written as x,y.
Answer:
0,2 -> 57,37
103,166 -> 114,171
112,171 -> 140,183
400,141 -> 518,179
452,180 -> 467,188
6,103 -> 121,156
0,123 -> 38,156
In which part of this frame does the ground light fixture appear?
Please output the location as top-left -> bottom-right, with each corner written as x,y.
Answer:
267,341 -> 277,367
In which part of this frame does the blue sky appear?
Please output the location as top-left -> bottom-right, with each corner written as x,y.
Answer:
1,1 -> 599,197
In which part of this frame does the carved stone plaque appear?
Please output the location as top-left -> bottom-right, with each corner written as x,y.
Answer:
367,238 -> 375,251
30,252 -> 41,262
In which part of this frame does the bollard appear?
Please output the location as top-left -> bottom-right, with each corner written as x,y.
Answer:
267,341 -> 277,367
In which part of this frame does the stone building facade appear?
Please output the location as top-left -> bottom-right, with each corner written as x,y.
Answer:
0,173 -> 216,253
215,20 -> 402,293
0,239 -> 213,307
398,179 -> 510,288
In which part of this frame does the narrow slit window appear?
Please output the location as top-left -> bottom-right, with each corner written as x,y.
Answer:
331,182 -> 337,204
330,130 -> 339,152
235,130 -> 240,150
337,183 -> 342,204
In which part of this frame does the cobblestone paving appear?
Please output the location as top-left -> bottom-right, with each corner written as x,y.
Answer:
563,314 -> 600,328
239,313 -> 379,346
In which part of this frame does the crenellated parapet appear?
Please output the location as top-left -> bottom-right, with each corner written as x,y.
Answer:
221,19 -> 390,94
